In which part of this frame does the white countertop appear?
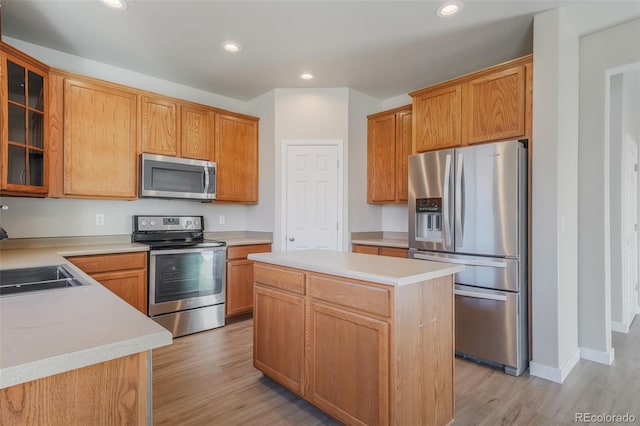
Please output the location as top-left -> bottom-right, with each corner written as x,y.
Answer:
351,238 -> 408,248
224,238 -> 272,247
0,243 -> 172,389
248,249 -> 463,286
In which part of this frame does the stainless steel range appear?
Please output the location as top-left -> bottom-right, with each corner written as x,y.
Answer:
132,215 -> 226,337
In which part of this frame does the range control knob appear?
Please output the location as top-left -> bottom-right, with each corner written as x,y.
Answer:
194,218 -> 200,227
150,220 -> 156,226
140,220 -> 148,227
186,220 -> 192,226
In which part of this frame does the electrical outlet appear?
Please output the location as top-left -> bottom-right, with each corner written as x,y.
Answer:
96,214 -> 105,226
218,215 -> 225,225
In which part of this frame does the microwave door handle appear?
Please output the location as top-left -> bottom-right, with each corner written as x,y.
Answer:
203,166 -> 210,194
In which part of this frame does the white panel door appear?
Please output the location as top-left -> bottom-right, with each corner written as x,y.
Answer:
623,135 -> 638,319
286,145 -> 339,251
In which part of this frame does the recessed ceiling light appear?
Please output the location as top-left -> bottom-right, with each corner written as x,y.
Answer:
222,42 -> 241,53
99,0 -> 128,11
437,1 -> 462,17
300,73 -> 315,80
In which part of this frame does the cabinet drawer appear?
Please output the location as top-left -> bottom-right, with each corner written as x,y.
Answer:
67,252 -> 147,274
351,244 -> 379,255
308,273 -> 391,318
379,247 -> 408,258
254,263 -> 305,295
227,243 -> 272,260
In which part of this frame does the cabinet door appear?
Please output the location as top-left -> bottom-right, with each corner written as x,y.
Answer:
367,113 -> 396,203
215,114 -> 259,202
395,110 -> 412,201
306,301 -> 389,426
466,65 -> 526,144
180,104 -> 212,160
63,78 -> 137,198
1,51 -> 48,195
226,259 -> 255,317
253,285 -> 305,394
141,96 -> 178,156
352,244 -> 379,255
413,85 -> 462,152
91,269 -> 147,315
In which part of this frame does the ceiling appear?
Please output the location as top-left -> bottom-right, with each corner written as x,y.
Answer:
2,1 -> 639,101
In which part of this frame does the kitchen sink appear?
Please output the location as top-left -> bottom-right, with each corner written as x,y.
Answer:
0,265 -> 91,296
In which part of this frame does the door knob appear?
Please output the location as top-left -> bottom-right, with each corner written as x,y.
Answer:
288,237 -> 295,242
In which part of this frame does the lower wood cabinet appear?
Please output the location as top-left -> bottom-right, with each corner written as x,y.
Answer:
352,243 -> 408,258
225,243 -> 272,317
253,261 -> 454,426
66,252 -> 148,315
1,352 -> 149,425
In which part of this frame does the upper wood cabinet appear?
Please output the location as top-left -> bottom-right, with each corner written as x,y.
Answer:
215,113 -> 259,203
1,43 -> 49,196
410,54 -> 532,153
367,105 -> 412,203
60,77 -> 138,199
140,95 -> 178,156
181,104 -> 214,161
413,85 -> 462,152
466,65 -> 526,144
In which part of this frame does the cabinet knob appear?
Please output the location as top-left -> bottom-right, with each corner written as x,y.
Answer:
288,237 -> 295,242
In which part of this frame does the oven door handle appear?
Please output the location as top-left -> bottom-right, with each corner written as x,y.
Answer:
150,247 -> 225,256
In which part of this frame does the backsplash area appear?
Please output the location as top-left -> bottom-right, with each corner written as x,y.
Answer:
0,197 -> 248,238
381,205 -> 408,232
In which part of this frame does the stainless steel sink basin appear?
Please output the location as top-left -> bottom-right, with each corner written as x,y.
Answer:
0,265 -> 91,296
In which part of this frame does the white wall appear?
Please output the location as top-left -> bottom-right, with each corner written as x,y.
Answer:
348,89 -> 384,232
529,8 -> 580,383
381,205 -> 408,232
0,197 -> 247,237
272,88 -> 350,251
381,93 -> 412,110
578,18 -> 640,360
246,90 -> 276,232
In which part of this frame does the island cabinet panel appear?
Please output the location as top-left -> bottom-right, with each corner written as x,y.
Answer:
307,274 -> 391,318
140,95 -> 179,156
62,78 -> 138,199
226,243 -> 272,317
465,65 -> 526,145
253,285 -> 305,394
215,113 -> 259,203
254,263 -> 305,295
0,352 -> 148,426
67,252 -> 148,314
306,301 -> 390,426
412,85 -> 462,153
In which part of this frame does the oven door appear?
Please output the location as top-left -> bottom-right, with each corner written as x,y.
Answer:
149,247 -> 226,316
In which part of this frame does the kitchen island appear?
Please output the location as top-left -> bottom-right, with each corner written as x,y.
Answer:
0,244 -> 172,425
247,250 -> 463,426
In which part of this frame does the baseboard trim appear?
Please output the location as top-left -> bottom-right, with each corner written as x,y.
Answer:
530,348 -> 580,383
580,346 -> 615,365
612,320 -> 630,334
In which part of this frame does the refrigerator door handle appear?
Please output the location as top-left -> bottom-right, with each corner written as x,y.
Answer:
455,152 -> 464,248
413,253 -> 508,268
455,289 -> 508,302
443,154 -> 453,248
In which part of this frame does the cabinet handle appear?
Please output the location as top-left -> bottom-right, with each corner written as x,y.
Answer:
288,237 -> 295,242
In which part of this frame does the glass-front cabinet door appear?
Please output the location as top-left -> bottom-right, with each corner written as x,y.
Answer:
1,45 -> 48,195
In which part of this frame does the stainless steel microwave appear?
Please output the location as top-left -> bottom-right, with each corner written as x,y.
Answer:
140,153 -> 216,200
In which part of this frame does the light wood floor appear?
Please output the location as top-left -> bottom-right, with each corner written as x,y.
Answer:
153,315 -> 640,425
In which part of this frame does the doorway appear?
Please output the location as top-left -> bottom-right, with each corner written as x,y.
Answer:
281,140 -> 343,251
623,134 -> 639,323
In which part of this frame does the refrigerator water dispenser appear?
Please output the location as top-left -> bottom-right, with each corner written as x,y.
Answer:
415,198 -> 443,242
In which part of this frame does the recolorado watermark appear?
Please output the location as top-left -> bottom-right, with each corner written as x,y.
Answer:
575,412 -> 637,423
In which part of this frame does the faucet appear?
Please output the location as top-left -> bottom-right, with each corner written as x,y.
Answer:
0,205 -> 8,240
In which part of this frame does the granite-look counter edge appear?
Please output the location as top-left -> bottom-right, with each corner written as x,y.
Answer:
248,249 -> 463,286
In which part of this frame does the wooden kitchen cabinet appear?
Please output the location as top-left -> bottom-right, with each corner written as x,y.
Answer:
0,43 -> 49,196
412,85 -> 462,153
367,105 -> 412,203
180,104 -> 214,161
215,113 -> 259,203
410,54 -> 532,153
306,300 -> 389,426
67,252 -> 148,314
352,243 -> 409,258
140,95 -> 179,156
59,76 -> 138,199
226,243 -> 272,317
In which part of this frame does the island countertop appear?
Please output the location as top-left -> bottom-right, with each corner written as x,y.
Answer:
0,244 -> 172,389
248,249 -> 464,286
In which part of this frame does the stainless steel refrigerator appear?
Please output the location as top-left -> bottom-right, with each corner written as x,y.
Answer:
408,139 -> 528,376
